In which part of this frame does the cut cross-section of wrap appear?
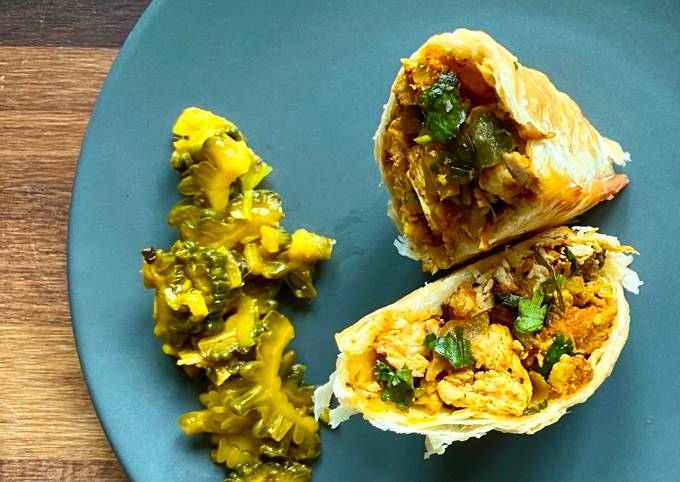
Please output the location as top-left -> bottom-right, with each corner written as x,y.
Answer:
375,29 -> 629,272
314,227 -> 640,457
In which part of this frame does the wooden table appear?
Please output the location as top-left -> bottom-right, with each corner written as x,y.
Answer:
1,2 -> 150,480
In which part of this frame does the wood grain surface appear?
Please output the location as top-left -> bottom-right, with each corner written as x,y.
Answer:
1,2 -> 150,479
0,0 -> 149,47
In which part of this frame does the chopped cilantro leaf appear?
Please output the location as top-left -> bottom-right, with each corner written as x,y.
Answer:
464,110 -> 518,170
418,72 -> 468,142
424,326 -> 474,369
423,332 -> 437,350
533,334 -> 574,377
534,251 -> 566,313
495,292 -> 522,308
432,110 -> 518,183
542,273 -> 569,295
515,288 -> 548,333
563,247 -> 580,276
374,360 -> 417,409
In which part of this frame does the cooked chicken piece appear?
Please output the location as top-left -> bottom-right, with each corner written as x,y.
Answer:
526,262 -> 550,284
437,369 -> 531,416
435,324 -> 532,416
406,146 -> 465,244
548,354 -> 593,396
478,163 -> 525,204
424,354 -> 448,382
393,76 -> 417,106
566,243 -> 595,260
566,275 -> 586,296
403,58 -> 442,91
528,372 -> 550,405
384,118 -> 434,246
502,151 -> 539,192
375,316 -> 439,377
493,260 -> 518,292
573,280 -> 613,307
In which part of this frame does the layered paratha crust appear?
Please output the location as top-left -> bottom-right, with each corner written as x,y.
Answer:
315,227 -> 639,456
375,30 -> 628,272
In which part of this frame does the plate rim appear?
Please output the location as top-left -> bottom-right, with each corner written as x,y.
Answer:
67,0 -> 165,478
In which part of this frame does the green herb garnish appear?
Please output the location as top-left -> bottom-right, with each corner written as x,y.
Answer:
414,134 -> 433,145
424,326 -> 475,370
431,153 -> 476,183
563,247 -> 580,276
495,292 -> 522,308
374,360 -> 417,409
463,110 -> 518,170
542,273 -> 569,295
533,334 -> 574,378
429,110 -> 518,183
419,72 -> 518,184
418,72 -> 468,143
534,251 -> 566,313
515,288 -> 548,333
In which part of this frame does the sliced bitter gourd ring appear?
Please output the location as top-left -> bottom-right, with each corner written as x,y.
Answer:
179,311 -> 320,467
143,107 -> 334,480
225,461 -> 312,482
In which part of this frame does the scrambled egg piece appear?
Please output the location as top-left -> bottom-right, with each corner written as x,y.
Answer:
548,354 -> 593,396
375,316 -> 439,377
413,381 -> 445,414
436,324 -> 532,416
478,162 -> 524,204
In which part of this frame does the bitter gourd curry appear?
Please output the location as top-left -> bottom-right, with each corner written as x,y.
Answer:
141,107 -> 334,481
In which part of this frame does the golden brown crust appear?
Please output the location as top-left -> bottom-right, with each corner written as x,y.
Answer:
375,30 -> 629,273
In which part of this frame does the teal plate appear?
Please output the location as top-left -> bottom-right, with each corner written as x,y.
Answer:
68,1 -> 680,480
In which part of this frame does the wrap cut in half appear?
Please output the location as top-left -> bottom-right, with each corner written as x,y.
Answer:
375,29 -> 629,273
313,227 -> 640,457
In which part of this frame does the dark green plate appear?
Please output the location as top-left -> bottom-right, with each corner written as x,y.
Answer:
68,0 -> 680,480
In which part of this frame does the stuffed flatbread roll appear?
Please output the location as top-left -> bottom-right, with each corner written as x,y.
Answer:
314,227 -> 640,457
376,29 -> 629,273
